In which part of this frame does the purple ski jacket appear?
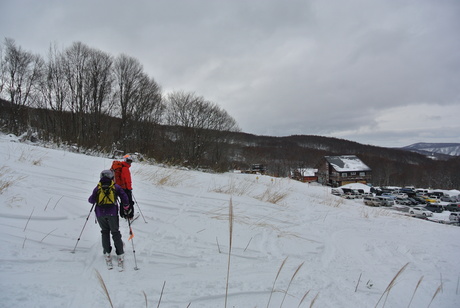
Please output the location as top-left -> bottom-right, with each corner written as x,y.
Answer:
88,177 -> 129,217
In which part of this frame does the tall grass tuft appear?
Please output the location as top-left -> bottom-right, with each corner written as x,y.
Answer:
256,184 -> 290,205
266,256 -> 288,308
95,269 -> 114,308
211,178 -> 255,196
138,168 -> 188,187
375,262 -> 409,308
225,198 -> 234,308
24,208 -> 35,232
142,290 -> 148,308
407,276 -> 423,308
427,284 -> 442,308
309,292 -> 319,308
0,166 -> 25,195
157,281 -> 166,308
297,289 -> 310,308
280,261 -> 305,307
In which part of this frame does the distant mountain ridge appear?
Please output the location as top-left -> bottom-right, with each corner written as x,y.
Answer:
401,142 -> 460,157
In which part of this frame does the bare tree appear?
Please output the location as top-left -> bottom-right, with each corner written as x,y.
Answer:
84,48 -> 114,144
2,38 -> 44,133
112,54 -> 163,150
164,90 -> 240,165
0,43 -> 5,97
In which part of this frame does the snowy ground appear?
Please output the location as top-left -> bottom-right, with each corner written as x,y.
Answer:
1,133 -> 459,308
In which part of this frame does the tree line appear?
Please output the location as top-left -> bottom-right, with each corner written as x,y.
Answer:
0,38 -> 240,167
1,38 -> 459,188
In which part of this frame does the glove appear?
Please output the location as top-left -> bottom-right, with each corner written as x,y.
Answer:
123,205 -> 132,216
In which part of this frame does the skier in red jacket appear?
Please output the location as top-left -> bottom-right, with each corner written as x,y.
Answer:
118,154 -> 134,219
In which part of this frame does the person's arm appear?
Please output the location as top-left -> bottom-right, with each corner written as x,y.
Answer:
88,186 -> 98,203
116,184 -> 129,205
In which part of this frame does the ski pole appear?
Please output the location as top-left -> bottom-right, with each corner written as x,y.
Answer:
132,192 -> 147,223
127,217 -> 139,270
71,203 -> 95,253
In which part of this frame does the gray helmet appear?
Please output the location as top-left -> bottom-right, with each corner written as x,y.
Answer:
100,169 -> 114,179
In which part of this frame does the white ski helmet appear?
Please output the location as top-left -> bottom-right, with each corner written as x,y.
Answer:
100,169 -> 114,179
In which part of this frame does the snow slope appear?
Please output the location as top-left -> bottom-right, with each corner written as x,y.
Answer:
1,133 -> 459,308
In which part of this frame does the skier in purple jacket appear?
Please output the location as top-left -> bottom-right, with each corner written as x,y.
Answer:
89,170 -> 130,267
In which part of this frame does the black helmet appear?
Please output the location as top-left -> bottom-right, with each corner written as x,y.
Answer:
100,169 -> 114,179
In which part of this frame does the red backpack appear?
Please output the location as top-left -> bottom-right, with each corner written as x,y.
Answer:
111,161 -> 124,186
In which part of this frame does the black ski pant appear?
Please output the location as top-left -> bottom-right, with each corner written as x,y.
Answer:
97,215 -> 124,255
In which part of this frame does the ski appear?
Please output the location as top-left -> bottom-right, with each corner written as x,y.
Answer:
128,213 -> 140,224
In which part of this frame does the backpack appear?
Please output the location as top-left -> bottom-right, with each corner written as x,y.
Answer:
111,160 -> 124,186
97,181 -> 116,206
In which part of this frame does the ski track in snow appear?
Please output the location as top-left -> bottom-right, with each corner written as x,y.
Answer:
1,135 -> 460,307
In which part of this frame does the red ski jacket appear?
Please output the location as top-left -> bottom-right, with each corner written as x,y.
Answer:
119,161 -> 132,190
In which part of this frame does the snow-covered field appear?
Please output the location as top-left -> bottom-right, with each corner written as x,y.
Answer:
1,133 -> 459,308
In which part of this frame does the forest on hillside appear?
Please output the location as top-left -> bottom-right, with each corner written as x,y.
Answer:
1,38 -> 459,189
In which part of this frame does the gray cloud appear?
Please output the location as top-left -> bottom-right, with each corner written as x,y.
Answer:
1,0 -> 459,147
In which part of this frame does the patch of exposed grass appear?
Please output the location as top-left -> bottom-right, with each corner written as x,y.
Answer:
136,167 -> 189,187
210,178 -> 256,196
255,182 -> 291,205
317,194 -> 345,208
0,166 -> 26,195
13,147 -> 47,165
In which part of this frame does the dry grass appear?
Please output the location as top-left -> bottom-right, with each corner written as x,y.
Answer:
211,178 -> 255,196
407,276 -> 423,308
0,166 -> 26,195
15,147 -> 47,165
318,194 -> 345,208
136,167 -> 189,187
375,262 -> 409,308
361,207 -> 395,219
266,256 -> 288,308
280,261 -> 305,307
212,177 -> 291,205
95,269 -> 114,308
427,284 -> 442,308
225,198 -> 234,308
255,182 -> 291,205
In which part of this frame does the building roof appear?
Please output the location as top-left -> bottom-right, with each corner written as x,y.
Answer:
325,155 -> 371,172
291,168 -> 318,177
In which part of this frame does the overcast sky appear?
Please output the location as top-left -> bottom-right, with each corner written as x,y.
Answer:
1,0 -> 459,147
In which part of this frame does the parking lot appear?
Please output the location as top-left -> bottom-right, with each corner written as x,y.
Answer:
331,185 -> 460,226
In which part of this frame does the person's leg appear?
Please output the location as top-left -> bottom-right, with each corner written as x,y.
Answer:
97,216 -> 112,254
107,215 -> 124,255
124,189 -> 134,218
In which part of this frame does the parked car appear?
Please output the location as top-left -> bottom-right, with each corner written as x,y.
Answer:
429,191 -> 444,199
412,196 -> 427,205
376,196 -> 395,207
424,203 -> 444,213
422,196 -> 438,204
449,212 -> 459,222
395,197 -> 412,205
406,198 -> 419,206
441,196 -> 458,202
363,196 -> 382,207
445,203 -> 460,212
409,207 -> 433,218
342,192 -> 356,199
331,188 -> 343,196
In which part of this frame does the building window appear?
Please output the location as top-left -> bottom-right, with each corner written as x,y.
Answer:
351,172 -> 356,176
342,173 -> 347,177
359,172 -> 365,176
